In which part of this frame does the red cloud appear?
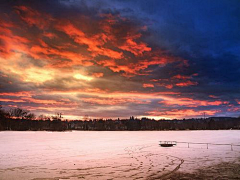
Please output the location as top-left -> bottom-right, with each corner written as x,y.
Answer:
143,83 -> 154,88
175,80 -> 198,87
14,6 -> 54,29
55,21 -> 123,59
153,73 -> 198,89
227,106 -> 240,112
119,38 -> 151,56
160,97 -> 228,107
0,22 -> 30,58
173,74 -> 191,80
97,55 -> 180,77
30,45 -> 89,67
209,95 -> 218,98
43,32 -> 57,39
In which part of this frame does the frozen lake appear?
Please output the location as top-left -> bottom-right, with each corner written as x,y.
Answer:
0,130 -> 239,179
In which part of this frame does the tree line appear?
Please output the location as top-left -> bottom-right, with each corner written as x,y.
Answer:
0,106 -> 240,131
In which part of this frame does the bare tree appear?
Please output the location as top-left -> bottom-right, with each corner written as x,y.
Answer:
8,108 -> 29,119
25,113 -> 36,120
51,112 -> 63,121
0,105 -> 6,119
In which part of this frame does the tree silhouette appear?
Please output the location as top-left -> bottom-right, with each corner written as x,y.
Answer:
0,105 -> 4,118
51,112 -> 63,120
25,113 -> 36,120
8,107 -> 36,120
8,108 -> 28,119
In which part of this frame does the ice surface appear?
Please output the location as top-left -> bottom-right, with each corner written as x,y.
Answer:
0,130 -> 239,179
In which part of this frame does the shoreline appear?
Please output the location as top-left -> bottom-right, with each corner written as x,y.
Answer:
0,129 -> 239,132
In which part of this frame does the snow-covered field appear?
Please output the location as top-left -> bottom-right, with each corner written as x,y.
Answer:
0,130 -> 239,179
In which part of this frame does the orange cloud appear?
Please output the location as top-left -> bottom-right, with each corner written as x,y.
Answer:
173,74 -> 198,87
43,32 -> 57,39
165,84 -> 173,89
0,98 -> 25,103
147,109 -> 219,119
82,97 -> 150,105
119,38 -> 151,56
92,73 -> 104,78
173,73 -> 198,80
0,96 -> 58,105
50,90 -> 167,101
55,21 -> 123,59
30,45 -> 88,67
227,106 -> 240,112
209,95 -> 218,98
0,95 -> 79,111
0,23 -> 29,58
22,97 -> 60,105
173,74 -> 190,80
153,73 -> 198,89
175,80 -> 198,87
160,97 -> 228,107
143,83 -> 154,88
0,91 -> 32,97
97,57 -> 177,76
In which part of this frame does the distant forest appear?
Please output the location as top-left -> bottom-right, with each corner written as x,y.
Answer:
0,106 -> 240,131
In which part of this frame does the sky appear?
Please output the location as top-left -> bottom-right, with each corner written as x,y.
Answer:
0,0 -> 240,120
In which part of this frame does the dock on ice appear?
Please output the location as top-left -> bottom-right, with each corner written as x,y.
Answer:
159,141 -> 177,147
159,141 -> 240,151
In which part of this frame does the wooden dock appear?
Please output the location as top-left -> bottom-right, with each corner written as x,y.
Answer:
159,141 -> 240,150
159,141 -> 177,147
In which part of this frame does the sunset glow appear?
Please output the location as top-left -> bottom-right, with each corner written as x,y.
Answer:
0,0 -> 239,119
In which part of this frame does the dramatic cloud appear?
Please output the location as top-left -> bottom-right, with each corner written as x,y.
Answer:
0,0 -> 239,119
